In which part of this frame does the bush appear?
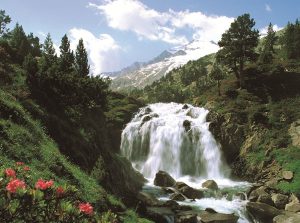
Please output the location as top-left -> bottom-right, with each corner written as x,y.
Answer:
0,162 -> 100,223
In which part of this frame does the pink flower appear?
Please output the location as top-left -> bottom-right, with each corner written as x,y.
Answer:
16,162 -> 24,166
79,202 -> 93,215
6,179 -> 26,193
5,168 -> 16,178
23,166 -> 30,171
56,186 -> 64,197
35,179 -> 54,190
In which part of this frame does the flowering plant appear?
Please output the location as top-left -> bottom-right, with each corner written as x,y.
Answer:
0,162 -> 114,223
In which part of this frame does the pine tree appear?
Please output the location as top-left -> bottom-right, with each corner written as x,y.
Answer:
75,39 -> 89,77
40,33 -> 57,72
0,10 -> 11,37
218,14 -> 259,88
259,23 -> 277,64
210,63 -> 225,96
59,34 -> 74,73
10,23 -> 30,64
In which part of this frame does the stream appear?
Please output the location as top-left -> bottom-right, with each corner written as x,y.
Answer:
121,103 -> 253,222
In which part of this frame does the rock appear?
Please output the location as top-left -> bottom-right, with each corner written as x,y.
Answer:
246,202 -> 282,223
248,186 -> 268,202
205,208 -> 217,213
282,170 -> 294,180
273,212 -> 300,223
182,104 -> 189,110
257,194 -> 274,206
154,171 -> 176,187
146,207 -> 174,223
163,200 -> 180,209
285,203 -> 300,212
272,193 -> 289,209
199,210 -> 238,223
265,179 -> 278,189
290,194 -> 300,203
183,120 -> 191,132
288,120 -> 300,147
176,210 -> 198,223
202,180 -> 218,190
179,186 -> 204,200
142,115 -> 152,123
170,193 -> 186,201
163,187 -> 176,194
137,191 -> 162,206
175,182 -> 189,190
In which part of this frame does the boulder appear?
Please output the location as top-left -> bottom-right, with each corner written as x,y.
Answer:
246,202 -> 282,223
163,187 -> 177,194
288,120 -> 300,147
257,194 -> 274,206
179,186 -> 204,200
273,212 -> 300,223
137,191 -> 161,206
202,180 -> 218,190
182,104 -> 189,110
285,202 -> 300,212
154,171 -> 176,187
175,182 -> 189,190
265,179 -> 278,189
248,186 -> 268,202
272,193 -> 289,209
199,210 -> 238,223
183,120 -> 191,132
176,210 -> 198,223
282,170 -> 294,180
146,207 -> 174,223
170,193 -> 186,201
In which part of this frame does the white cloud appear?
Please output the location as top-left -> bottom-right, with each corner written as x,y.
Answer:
88,0 -> 234,45
260,24 -> 283,36
68,28 -> 122,74
265,4 -> 272,12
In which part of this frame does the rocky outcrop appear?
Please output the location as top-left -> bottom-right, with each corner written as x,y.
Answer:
272,193 -> 289,209
202,180 -> 218,190
288,119 -> 300,147
246,202 -> 283,223
154,171 -> 176,187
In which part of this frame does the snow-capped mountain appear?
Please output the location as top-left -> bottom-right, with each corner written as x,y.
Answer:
109,39 -> 219,90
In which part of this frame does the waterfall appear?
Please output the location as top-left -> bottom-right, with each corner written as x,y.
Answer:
121,103 -> 230,180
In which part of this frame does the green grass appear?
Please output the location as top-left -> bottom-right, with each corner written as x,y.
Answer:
121,210 -> 154,223
271,146 -> 300,193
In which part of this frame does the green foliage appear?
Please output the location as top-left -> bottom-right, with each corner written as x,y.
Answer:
121,210 -> 154,223
75,38 -> 90,77
271,147 -> 300,193
218,13 -> 259,88
258,23 -> 278,64
59,34 -> 74,73
0,9 -> 11,37
281,19 -> 300,60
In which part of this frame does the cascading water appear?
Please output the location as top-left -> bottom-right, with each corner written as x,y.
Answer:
121,102 -> 230,180
121,103 -> 252,223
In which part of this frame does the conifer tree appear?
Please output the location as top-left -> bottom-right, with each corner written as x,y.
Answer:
59,34 -> 74,73
218,14 -> 259,88
10,23 -> 30,64
259,23 -> 277,64
75,39 -> 89,77
40,33 -> 57,72
0,10 -> 11,37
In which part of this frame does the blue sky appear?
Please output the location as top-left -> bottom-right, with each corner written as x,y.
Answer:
1,0 -> 299,74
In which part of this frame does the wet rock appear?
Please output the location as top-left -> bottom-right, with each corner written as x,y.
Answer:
163,187 -> 176,194
163,200 -> 180,210
170,193 -> 186,201
285,202 -> 300,212
179,186 -> 204,200
154,171 -> 176,187
137,191 -> 162,206
182,104 -> 189,110
273,212 -> 300,223
282,170 -> 294,180
246,202 -> 282,223
146,207 -> 174,223
142,115 -> 152,123
176,210 -> 198,223
183,120 -> 191,132
174,182 -> 189,190
272,193 -> 289,209
145,107 -> 152,115
205,208 -> 217,213
199,210 -> 238,223
202,180 -> 218,190
257,194 -> 274,206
